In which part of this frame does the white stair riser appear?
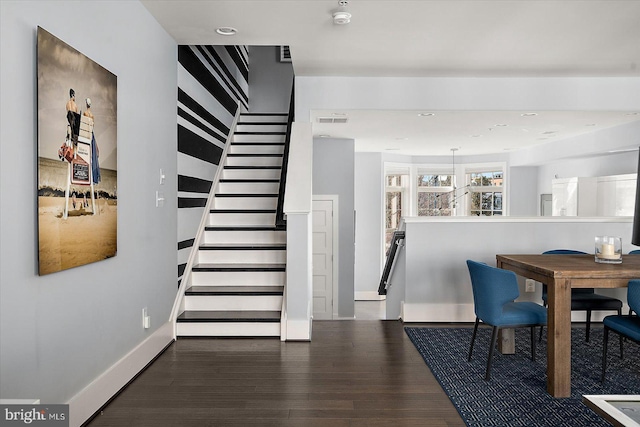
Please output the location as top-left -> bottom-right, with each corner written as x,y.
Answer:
239,115 -> 287,123
191,270 -> 285,285
235,124 -> 287,133
204,230 -> 286,244
214,197 -> 277,210
197,249 -> 286,264
208,212 -> 276,226
229,144 -> 284,155
226,156 -> 282,167
217,182 -> 280,194
222,169 -> 281,180
185,295 -> 282,311
177,322 -> 281,337
233,134 -> 285,143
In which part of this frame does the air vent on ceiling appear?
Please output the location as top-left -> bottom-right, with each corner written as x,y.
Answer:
317,117 -> 348,124
279,46 -> 291,62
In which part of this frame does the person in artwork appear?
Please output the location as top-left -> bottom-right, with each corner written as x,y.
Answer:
66,88 -> 80,144
83,97 -> 101,184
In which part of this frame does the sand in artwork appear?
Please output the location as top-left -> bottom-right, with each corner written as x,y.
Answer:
38,196 -> 117,275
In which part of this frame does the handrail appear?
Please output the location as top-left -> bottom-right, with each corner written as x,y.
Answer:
378,230 -> 405,295
169,104 -> 242,336
276,79 -> 295,229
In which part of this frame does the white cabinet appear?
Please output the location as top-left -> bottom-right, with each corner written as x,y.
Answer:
552,174 -> 637,217
552,177 -> 597,216
596,174 -> 637,216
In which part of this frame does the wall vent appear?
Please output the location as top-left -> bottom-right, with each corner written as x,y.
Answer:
279,46 -> 291,62
317,117 -> 348,124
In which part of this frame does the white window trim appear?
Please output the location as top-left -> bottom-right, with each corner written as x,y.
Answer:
462,162 -> 508,216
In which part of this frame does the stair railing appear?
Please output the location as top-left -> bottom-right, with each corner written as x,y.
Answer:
275,79 -> 295,229
378,230 -> 406,296
169,104 -> 242,336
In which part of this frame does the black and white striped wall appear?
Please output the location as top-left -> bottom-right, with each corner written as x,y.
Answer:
177,45 -> 249,284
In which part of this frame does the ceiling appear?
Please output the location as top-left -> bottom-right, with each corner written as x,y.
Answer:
141,0 -> 640,156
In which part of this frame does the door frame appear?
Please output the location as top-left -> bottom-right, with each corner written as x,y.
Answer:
312,195 -> 339,320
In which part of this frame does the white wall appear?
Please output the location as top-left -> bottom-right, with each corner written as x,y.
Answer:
391,217 -> 634,322
0,0 -> 177,422
537,151 -> 639,195
296,75 -> 640,303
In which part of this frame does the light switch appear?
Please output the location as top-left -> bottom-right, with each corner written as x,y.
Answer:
156,191 -> 165,208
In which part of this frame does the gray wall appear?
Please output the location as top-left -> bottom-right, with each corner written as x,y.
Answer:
313,137 -> 355,318
509,166 -> 539,216
248,46 -> 294,113
1,0 -> 177,404
354,152 -> 383,298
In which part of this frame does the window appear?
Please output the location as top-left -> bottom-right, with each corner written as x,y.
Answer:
468,171 -> 503,216
385,172 -> 408,251
416,172 -> 454,216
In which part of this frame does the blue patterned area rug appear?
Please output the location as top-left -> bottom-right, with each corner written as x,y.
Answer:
405,327 -> 640,427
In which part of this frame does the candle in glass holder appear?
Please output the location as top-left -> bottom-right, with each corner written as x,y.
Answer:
595,236 -> 622,264
601,243 -> 615,257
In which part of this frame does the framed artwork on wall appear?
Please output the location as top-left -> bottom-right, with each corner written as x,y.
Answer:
37,27 -> 118,275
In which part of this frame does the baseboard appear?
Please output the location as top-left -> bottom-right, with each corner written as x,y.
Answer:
285,319 -> 311,341
400,303 -> 629,323
68,321 -> 174,427
355,291 -> 386,301
401,303 -> 476,322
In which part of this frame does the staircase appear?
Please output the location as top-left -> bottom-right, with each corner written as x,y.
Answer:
176,113 -> 288,337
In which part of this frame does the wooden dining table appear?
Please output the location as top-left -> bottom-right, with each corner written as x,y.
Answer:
496,254 -> 640,398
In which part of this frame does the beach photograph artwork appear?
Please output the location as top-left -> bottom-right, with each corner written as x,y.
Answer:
37,27 -> 117,275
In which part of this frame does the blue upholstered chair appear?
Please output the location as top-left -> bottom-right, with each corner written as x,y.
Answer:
601,279 -> 640,382
630,250 -> 640,254
466,260 -> 547,380
540,250 -> 622,342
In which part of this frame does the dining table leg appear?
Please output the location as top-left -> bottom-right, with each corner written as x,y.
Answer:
547,278 -> 572,397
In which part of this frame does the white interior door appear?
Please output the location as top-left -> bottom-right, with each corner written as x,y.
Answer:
312,199 -> 334,320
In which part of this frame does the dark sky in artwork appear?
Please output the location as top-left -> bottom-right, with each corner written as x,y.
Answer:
37,27 -> 117,170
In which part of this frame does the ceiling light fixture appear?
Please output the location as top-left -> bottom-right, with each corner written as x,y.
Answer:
418,112 -> 435,117
332,1 -> 352,25
521,112 -> 538,117
216,27 -> 238,36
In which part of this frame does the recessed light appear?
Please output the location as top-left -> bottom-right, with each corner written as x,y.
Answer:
521,113 -> 538,117
585,123 -> 596,127
494,124 -> 508,127
418,112 -> 435,117
216,27 -> 238,36
318,134 -> 331,138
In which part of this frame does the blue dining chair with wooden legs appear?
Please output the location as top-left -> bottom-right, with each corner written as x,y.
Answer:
539,249 -> 623,342
466,260 -> 547,381
601,279 -> 640,382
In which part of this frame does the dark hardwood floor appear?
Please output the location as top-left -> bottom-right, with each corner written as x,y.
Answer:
85,320 -> 465,427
